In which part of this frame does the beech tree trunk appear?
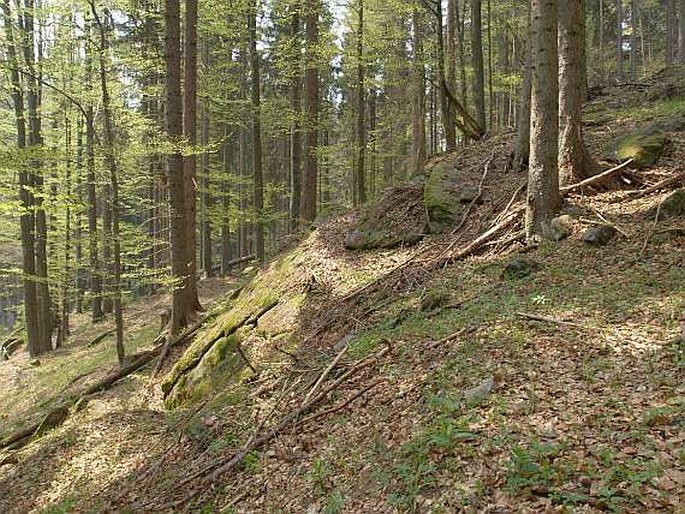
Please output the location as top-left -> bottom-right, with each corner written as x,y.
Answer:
526,0 -> 560,240
666,0 -> 674,65
559,0 -> 597,186
301,0 -> 319,222
2,0 -> 41,356
444,0 -> 457,149
680,0 -> 685,63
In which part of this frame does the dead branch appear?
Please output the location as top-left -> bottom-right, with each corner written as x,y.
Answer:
561,159 -> 634,194
516,312 -> 589,328
303,344 -> 349,405
87,328 -> 116,347
299,379 -> 383,425
630,171 -> 685,198
151,316 -> 207,379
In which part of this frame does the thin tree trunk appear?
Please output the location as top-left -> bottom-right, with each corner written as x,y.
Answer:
248,2 -> 265,263
201,82 -> 212,277
526,0 -> 560,240
355,0 -> 366,206
289,3 -> 302,231
680,0 -> 685,63
512,5 -> 532,172
412,8 -> 426,172
89,1 -> 125,365
444,0 -> 457,149
471,0 -> 486,131
666,0 -> 674,65
2,0 -> 41,356
616,0 -> 623,81
184,0 -> 201,309
630,0 -> 637,78
302,0 -> 319,222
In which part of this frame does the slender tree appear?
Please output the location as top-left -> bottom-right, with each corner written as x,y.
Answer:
301,0 -> 319,222
471,0 -> 486,132
355,0 -> 366,205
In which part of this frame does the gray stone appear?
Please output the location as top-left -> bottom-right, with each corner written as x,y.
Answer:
344,230 -> 370,250
582,224 -> 617,246
502,256 -> 542,280
550,215 -> 573,241
458,185 -> 481,204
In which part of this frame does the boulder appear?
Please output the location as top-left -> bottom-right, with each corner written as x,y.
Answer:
550,215 -> 573,241
423,162 -> 480,233
582,224 -> 617,246
612,130 -> 666,168
502,256 -> 542,280
653,188 -> 685,220
345,185 -> 426,250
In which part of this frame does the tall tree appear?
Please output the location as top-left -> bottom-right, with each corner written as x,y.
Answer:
355,0 -> 366,205
471,0 -> 486,132
558,0 -> 597,185
183,0 -> 201,308
616,0 -> 623,81
289,1 -> 302,231
411,7 -> 426,172
2,0 -> 41,356
680,0 -> 685,63
512,6 -> 532,172
248,0 -> 265,263
526,0 -> 560,240
165,0 -> 193,333
301,0 -> 318,222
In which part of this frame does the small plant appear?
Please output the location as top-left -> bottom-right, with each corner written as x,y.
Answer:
530,293 -> 550,306
308,458 -> 334,495
324,489 -> 346,514
241,450 -> 261,474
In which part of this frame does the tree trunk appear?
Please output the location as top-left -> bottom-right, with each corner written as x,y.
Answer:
411,8 -> 426,173
444,0 -> 457,149
679,0 -> 685,63
355,0 -> 366,206
183,0 -> 201,309
301,0 -> 319,222
201,94 -> 212,278
616,0 -> 623,81
471,0 -> 486,132
666,0 -> 674,65
630,0 -> 637,78
89,1 -> 125,366
165,0 -> 192,333
221,127 -> 232,276
512,6 -> 532,172
248,2 -> 265,263
559,0 -> 597,186
526,0 -> 560,240
85,25 -> 103,322
289,3 -> 302,231
2,0 -> 41,357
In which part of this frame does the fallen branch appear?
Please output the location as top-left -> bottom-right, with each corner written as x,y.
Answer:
630,171 -> 685,198
516,312 -> 589,328
151,317 -> 207,379
303,344 -> 349,405
87,328 -> 116,347
299,379 -> 383,425
561,159 -> 634,194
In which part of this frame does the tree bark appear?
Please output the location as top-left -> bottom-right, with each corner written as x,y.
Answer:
471,0 -> 486,132
666,0 -> 674,65
629,0 -> 637,78
2,0 -> 41,357
165,0 -> 192,333
445,0 -> 457,149
679,0 -> 685,63
412,8 -> 426,172
616,0 -> 623,81
183,0 -> 201,309
355,0 -> 366,206
512,6 -> 532,172
526,0 -> 560,240
248,2 -> 265,263
301,0 -> 319,222
289,3 -> 302,231
558,0 -> 597,186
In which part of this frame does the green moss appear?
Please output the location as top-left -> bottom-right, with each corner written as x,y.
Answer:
424,162 -> 462,233
614,131 -> 666,168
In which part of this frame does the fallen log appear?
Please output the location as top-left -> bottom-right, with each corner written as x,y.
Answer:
211,254 -> 256,275
560,159 -> 634,194
87,328 -> 116,347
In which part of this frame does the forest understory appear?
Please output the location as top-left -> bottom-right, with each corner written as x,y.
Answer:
1,73 -> 684,514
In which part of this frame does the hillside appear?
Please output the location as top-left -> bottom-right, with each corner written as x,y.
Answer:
1,71 -> 684,513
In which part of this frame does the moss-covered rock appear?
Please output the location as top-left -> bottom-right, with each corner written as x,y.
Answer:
612,130 -> 666,168
344,185 -> 426,250
165,334 -> 246,407
424,162 -> 463,233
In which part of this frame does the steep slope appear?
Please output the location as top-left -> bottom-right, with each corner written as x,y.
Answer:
0,69 -> 683,514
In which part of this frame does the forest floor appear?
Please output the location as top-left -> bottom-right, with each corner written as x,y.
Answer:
1,71 -> 684,514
